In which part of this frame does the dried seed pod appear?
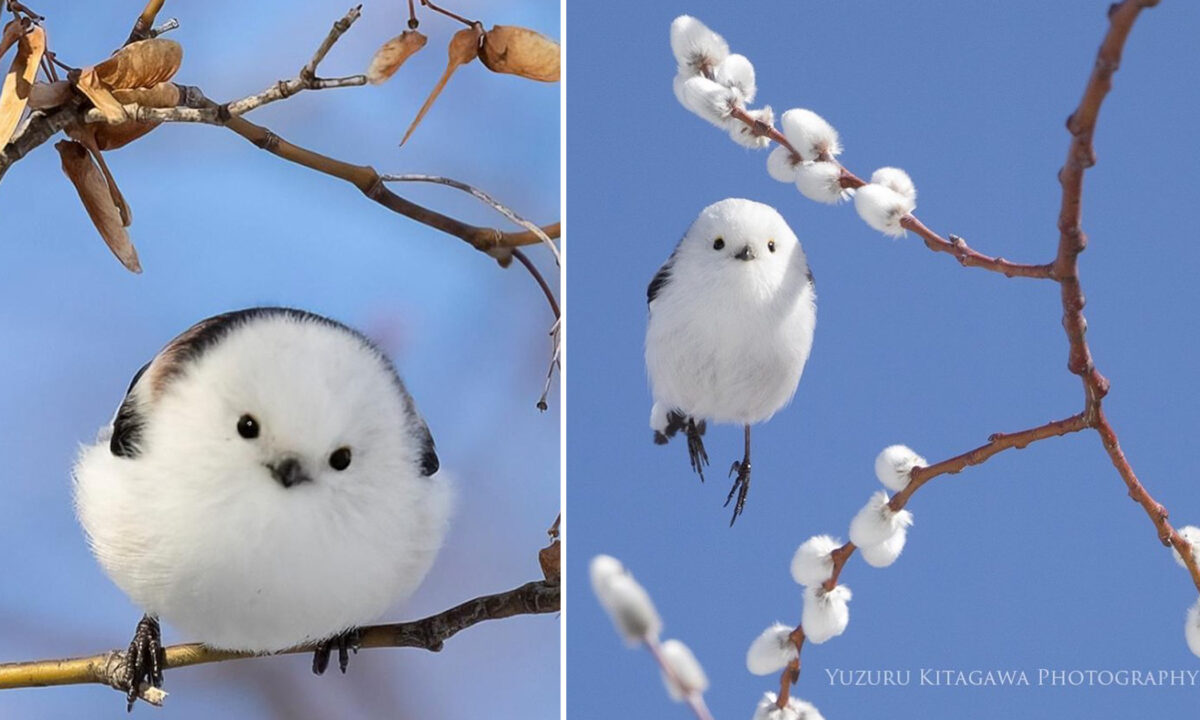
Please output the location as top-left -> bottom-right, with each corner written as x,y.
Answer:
56,139 -> 142,273
92,83 -> 181,150
539,540 -> 561,583
400,25 -> 482,146
74,67 -> 127,123
479,25 -> 559,83
0,18 -> 27,60
95,38 -> 182,89
111,82 -> 181,107
0,24 -> 44,147
367,30 -> 427,85
27,79 -> 72,109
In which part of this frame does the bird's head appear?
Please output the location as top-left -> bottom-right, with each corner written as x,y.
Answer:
677,198 -> 808,298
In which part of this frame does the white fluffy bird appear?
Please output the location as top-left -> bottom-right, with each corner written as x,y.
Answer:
646,198 -> 816,524
74,307 -> 450,707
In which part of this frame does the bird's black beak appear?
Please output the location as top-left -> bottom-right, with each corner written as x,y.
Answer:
735,244 -> 756,261
269,457 -> 312,488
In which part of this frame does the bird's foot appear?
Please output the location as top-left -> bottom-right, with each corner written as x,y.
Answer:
685,418 -> 708,482
724,459 -> 751,526
122,614 -> 165,711
312,628 -> 361,676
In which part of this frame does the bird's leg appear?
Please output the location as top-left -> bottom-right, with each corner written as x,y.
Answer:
655,410 -> 689,445
312,628 -> 362,676
684,418 -> 708,482
724,424 -> 752,525
122,614 -> 165,711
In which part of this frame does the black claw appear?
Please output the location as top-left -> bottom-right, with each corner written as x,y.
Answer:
123,615 -> 165,711
724,460 -> 751,526
684,419 -> 709,482
653,430 -> 669,445
313,629 -> 361,677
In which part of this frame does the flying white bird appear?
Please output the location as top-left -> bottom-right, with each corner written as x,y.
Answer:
74,307 -> 450,708
646,198 -> 816,524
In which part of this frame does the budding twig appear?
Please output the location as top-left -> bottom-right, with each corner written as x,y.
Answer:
0,580 -> 559,702
769,2 -> 1200,708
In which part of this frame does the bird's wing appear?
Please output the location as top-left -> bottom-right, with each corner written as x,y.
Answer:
647,250 -> 677,306
110,361 -> 150,458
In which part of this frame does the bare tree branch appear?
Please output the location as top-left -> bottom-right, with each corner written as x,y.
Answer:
0,5 -> 561,259
0,580 -> 559,704
766,0 -> 1200,708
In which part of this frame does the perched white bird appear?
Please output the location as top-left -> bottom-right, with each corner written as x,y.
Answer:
646,198 -> 816,524
74,307 -> 450,707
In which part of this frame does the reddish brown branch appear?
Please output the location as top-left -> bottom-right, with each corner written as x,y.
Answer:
775,0 -> 1200,702
726,108 -> 1054,280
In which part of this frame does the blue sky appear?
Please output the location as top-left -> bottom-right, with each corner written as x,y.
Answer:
566,1 -> 1200,718
0,1 -> 559,717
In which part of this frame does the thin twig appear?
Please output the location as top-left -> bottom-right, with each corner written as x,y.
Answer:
124,0 -> 164,45
0,9 -> 561,256
148,18 -> 179,38
382,174 -> 562,267
772,1 -> 1199,703
0,580 -> 559,702
644,637 -> 716,720
725,110 -> 1055,280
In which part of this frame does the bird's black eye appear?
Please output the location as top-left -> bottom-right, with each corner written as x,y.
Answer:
713,237 -> 725,251
237,414 -> 259,439
329,447 -> 352,471
768,240 -> 776,253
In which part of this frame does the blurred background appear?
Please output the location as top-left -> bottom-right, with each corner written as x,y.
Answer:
568,1 -> 1200,718
0,0 -> 559,717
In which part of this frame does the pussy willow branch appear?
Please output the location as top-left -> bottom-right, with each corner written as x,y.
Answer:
0,5 -> 561,259
0,580 -> 559,703
726,106 -> 1053,280
769,0 -> 1200,708
644,637 -> 716,720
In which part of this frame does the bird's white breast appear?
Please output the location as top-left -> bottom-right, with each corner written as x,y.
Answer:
646,261 -> 815,425
74,439 -> 452,652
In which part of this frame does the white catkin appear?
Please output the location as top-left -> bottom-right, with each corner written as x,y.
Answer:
859,525 -> 908,568
713,53 -> 756,104
746,623 -> 799,675
589,554 -> 624,602
752,691 -> 826,720
676,75 -> 736,127
870,166 -> 916,203
766,146 -> 799,183
794,162 -> 847,205
854,183 -> 916,237
1187,599 -> 1200,659
874,444 -> 927,493
670,15 -> 729,77
1173,525 -> 1200,569
790,534 -> 841,587
779,108 -> 841,161
659,638 -> 709,701
801,584 -> 851,644
848,490 -> 914,548
728,106 -> 773,149
590,556 -> 662,646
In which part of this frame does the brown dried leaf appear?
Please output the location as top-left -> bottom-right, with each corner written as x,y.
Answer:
95,38 -> 182,90
27,80 -> 71,109
0,24 -> 44,148
89,83 -> 182,150
0,18 -> 27,60
479,26 -> 559,83
400,25 -> 482,147
74,67 -> 127,123
367,30 -> 427,85
539,539 -> 561,583
56,139 -> 142,273
111,82 -> 180,108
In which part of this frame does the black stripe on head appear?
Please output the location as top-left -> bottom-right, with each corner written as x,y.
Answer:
145,307 -> 440,478
110,362 -> 150,457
